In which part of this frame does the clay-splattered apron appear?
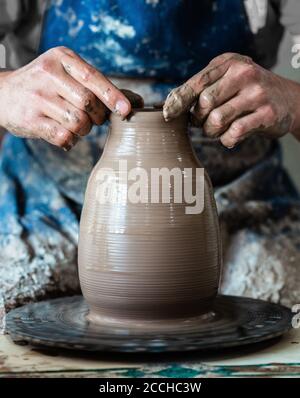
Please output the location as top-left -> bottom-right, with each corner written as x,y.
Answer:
0,0 -> 299,313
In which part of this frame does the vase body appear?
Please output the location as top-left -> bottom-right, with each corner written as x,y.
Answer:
78,109 -> 221,323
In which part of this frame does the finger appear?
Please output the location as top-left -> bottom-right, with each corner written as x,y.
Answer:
194,77 -> 238,122
202,94 -> 257,137
187,55 -> 238,94
53,69 -> 107,125
194,59 -> 257,123
41,96 -> 92,137
60,53 -> 131,117
35,116 -> 78,150
219,106 -> 271,148
163,54 -> 235,121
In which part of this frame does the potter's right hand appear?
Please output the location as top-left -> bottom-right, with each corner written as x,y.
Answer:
0,46 -> 133,150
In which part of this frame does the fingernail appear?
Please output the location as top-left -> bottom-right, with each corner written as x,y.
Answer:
226,134 -> 236,149
63,144 -> 72,152
115,100 -> 130,116
72,134 -> 80,145
62,135 -> 79,151
162,108 -> 170,122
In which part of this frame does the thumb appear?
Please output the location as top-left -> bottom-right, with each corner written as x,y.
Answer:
163,84 -> 198,122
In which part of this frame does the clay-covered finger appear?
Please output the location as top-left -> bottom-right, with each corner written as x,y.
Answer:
194,78 -> 239,123
54,70 -> 107,125
60,53 -> 131,118
219,107 -> 271,148
163,84 -> 198,121
35,116 -> 79,150
202,94 -> 257,137
41,96 -> 92,136
163,57 -> 234,121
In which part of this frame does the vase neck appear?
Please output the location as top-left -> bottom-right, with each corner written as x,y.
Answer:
105,109 -> 191,157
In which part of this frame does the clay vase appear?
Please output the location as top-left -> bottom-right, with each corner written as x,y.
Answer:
78,109 -> 221,326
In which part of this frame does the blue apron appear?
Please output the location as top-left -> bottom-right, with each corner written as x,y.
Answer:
40,0 -> 254,81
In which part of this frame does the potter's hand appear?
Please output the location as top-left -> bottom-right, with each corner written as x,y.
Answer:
0,46 -> 140,150
163,53 -> 300,148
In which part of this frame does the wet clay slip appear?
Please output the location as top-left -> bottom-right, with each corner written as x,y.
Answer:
78,109 -> 222,327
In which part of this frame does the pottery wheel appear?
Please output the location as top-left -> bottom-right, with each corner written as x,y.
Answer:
6,295 -> 292,353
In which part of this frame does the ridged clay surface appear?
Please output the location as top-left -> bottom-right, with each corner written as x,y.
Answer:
78,109 -> 221,326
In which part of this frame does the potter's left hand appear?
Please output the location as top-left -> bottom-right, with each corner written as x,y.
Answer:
163,53 -> 300,148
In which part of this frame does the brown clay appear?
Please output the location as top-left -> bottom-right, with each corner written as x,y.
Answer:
78,109 -> 221,326
120,89 -> 144,109
163,83 -> 197,121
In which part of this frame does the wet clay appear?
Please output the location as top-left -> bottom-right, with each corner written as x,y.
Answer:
120,89 -> 144,109
78,109 -> 221,325
163,84 -> 197,121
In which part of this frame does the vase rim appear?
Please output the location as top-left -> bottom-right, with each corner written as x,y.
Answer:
110,107 -> 187,125
131,107 -> 162,112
